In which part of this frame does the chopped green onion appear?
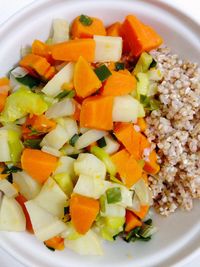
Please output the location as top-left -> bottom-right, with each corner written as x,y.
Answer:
90,146 -> 117,176
23,139 -> 42,149
44,243 -> 55,251
144,218 -> 152,225
97,137 -> 106,148
68,154 -> 79,159
139,223 -> 157,238
110,176 -> 124,185
115,62 -> 125,71
2,166 -> 22,174
106,187 -> 122,204
79,14 -> 93,26
16,75 -> 40,89
100,195 -> 106,212
149,59 -> 157,69
69,134 -> 79,147
55,90 -> 75,101
94,65 -> 112,82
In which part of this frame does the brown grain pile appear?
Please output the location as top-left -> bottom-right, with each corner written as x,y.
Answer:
145,47 -> 200,215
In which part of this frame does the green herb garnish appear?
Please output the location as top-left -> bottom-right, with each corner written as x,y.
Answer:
69,134 -> 79,147
94,65 -> 112,82
55,90 -> 75,101
97,137 -> 106,148
106,187 -> 122,204
2,165 -> 22,174
115,62 -> 125,71
79,14 -> 93,26
16,75 -> 40,89
23,139 -> 42,149
149,58 -> 157,69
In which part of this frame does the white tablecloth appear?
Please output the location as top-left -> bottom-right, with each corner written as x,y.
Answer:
0,0 -> 199,266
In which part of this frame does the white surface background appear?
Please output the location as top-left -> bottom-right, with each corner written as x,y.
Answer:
0,0 -> 199,266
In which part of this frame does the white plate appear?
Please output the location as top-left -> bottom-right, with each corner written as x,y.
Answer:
0,0 -> 200,266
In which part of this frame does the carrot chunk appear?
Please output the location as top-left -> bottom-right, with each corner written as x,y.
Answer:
71,15 -> 106,38
51,39 -> 95,62
44,236 -> 64,250
80,95 -> 114,130
74,56 -> 102,98
70,193 -> 99,234
132,205 -> 149,220
106,22 -> 122,37
21,149 -> 58,184
101,71 -> 136,96
125,210 -> 142,232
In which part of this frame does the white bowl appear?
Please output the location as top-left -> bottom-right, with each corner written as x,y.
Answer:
0,0 -> 200,266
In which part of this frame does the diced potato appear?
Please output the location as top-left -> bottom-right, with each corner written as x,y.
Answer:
52,19 -> 69,44
94,35 -> 122,62
13,171 -> 41,200
74,153 -> 106,180
42,63 -> 74,97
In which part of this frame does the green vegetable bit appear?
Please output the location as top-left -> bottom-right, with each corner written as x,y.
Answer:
106,187 -> 122,204
79,14 -> 93,26
149,59 -> 157,69
69,134 -> 79,147
16,75 -> 40,89
97,137 -> 106,148
2,165 -> 22,174
99,195 -> 106,212
55,90 -> 75,101
94,65 -> 112,82
140,95 -> 160,111
115,62 -> 125,71
23,139 -> 42,149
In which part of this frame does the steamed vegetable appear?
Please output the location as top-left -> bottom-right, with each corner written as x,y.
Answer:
106,22 -> 122,37
74,153 -> 106,179
0,195 -> 26,231
44,236 -> 65,251
53,156 -> 75,177
80,95 -> 114,130
121,15 -> 163,57
0,87 -> 48,123
42,63 -> 74,97
94,35 -> 122,62
34,177 -> 67,218
32,40 -> 52,63
133,52 -> 153,75
74,56 -> 102,98
21,149 -> 58,184
125,210 -> 142,232
0,179 -> 18,198
45,98 -> 75,119
52,19 -> 69,43
71,15 -> 106,38
54,172 -> 73,196
101,70 -> 136,96
51,39 -> 95,62
25,200 -> 67,241
13,171 -> 41,200
70,193 -> 99,234
102,135 -> 120,155
144,150 -> 160,174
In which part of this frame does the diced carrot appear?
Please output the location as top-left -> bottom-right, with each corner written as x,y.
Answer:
121,15 -> 163,57
101,70 -> 136,96
70,193 -> 99,234
111,149 -> 143,188
0,77 -> 10,112
21,149 -> 58,184
71,100 -> 81,121
132,205 -> 149,220
125,210 -> 142,232
136,118 -> 147,132
74,56 -> 102,98
22,114 -> 56,140
0,77 -> 9,86
44,236 -> 64,250
16,194 -> 34,233
114,123 -> 142,160
106,22 -> 122,37
19,54 -> 55,80
71,16 -> 106,38
80,95 -> 114,130
51,39 -> 95,62
144,150 -> 160,175
32,40 -> 53,64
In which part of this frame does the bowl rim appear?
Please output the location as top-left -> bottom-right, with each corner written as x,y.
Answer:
0,1 -> 200,267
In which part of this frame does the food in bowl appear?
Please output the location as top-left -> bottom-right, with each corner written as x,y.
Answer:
0,13 -> 199,255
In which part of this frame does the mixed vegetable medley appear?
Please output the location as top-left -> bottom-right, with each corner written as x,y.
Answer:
0,14 -> 163,255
